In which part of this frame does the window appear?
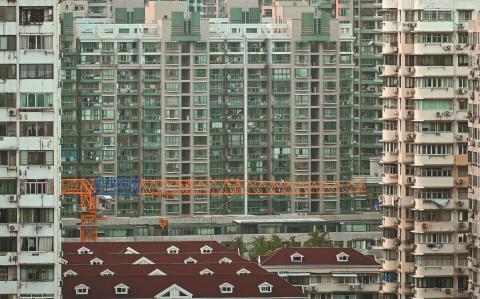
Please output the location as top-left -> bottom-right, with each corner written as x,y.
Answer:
20,208 -> 54,223
219,283 -> 234,294
20,35 -> 53,50
20,265 -> 54,281
0,64 -> 16,79
90,258 -> 103,265
258,283 -> 273,293
21,237 -> 53,252
167,246 -> 179,254
20,93 -> 53,109
0,93 -> 15,107
20,122 -> 53,136
74,284 -> 90,295
115,284 -> 129,295
336,252 -> 350,262
184,257 -> 197,264
219,257 -> 232,264
0,36 -> 15,51
21,179 -> 53,195
290,253 -> 304,262
421,10 -> 452,21
200,245 -> 213,254
20,64 -> 53,79
20,7 -> 54,24
0,151 -> 16,167
0,7 -> 16,22
19,151 -> 54,165
200,268 -> 214,275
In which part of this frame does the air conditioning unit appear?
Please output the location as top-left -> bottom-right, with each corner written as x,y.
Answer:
8,109 -> 16,116
436,112 -> 442,117
444,45 -> 451,51
443,111 -> 451,116
457,201 -> 464,207
458,23 -> 465,30
407,111 -> 414,119
407,133 -> 415,139
445,288 -> 452,295
456,178 -> 464,184
456,45 -> 463,50
407,176 -> 414,184
422,223 -> 427,229
457,88 -> 465,94
8,195 -> 16,202
9,224 -> 18,232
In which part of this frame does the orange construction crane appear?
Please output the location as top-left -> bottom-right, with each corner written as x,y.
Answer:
61,178 -> 366,242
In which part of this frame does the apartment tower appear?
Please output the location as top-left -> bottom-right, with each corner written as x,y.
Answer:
381,0 -> 476,298
0,1 -> 61,299
468,13 -> 480,298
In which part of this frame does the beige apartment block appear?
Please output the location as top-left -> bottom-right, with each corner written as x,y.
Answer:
381,0 -> 478,298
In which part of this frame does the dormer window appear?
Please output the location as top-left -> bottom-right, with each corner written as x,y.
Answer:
100,269 -> 115,277
133,257 -> 155,265
167,246 -> 180,254
258,282 -> 273,294
236,268 -> 251,276
59,258 -> 68,265
90,257 -> 103,265
200,245 -> 213,254
290,252 -> 304,263
200,268 -> 214,276
184,257 -> 197,264
336,252 -> 350,262
63,270 -> 78,277
75,284 -> 89,295
77,246 -> 92,255
115,283 -> 129,295
148,269 -> 167,276
219,283 -> 234,294
120,247 -> 139,254
219,257 -> 232,264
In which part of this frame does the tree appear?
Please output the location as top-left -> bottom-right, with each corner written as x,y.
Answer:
248,235 -> 270,260
248,234 -> 285,260
287,236 -> 299,248
303,229 -> 330,247
268,234 -> 283,252
229,236 -> 247,256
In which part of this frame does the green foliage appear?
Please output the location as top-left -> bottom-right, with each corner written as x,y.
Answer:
303,229 -> 330,247
248,234 -> 284,260
229,236 -> 247,256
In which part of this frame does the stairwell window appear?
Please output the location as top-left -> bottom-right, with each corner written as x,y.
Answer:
20,7 -> 54,24
20,208 -> 54,223
20,35 -> 54,50
20,265 -> 54,281
0,36 -> 16,51
19,151 -> 54,166
0,64 -> 16,79
20,64 -> 53,79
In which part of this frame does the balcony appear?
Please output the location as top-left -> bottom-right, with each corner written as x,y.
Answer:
382,237 -> 400,250
383,0 -> 397,9
414,88 -> 454,100
382,21 -> 398,33
382,216 -> 400,228
383,174 -> 398,185
382,65 -> 399,76
413,221 -> 455,233
381,282 -> 398,293
383,152 -> 399,163
414,287 -> 455,299
414,132 -> 454,144
414,176 -> 454,188
382,86 -> 399,98
381,194 -> 398,207
382,259 -> 398,272
382,130 -> 398,142
414,155 -> 453,166
382,42 -> 398,54
413,198 -> 467,211
382,108 -> 398,120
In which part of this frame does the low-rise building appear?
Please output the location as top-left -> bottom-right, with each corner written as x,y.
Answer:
61,241 -> 307,299
260,247 -> 380,299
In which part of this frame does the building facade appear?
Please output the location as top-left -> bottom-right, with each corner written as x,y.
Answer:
381,1 -> 476,298
261,247 -> 380,299
60,0 -> 374,220
468,13 -> 480,299
0,1 -> 61,298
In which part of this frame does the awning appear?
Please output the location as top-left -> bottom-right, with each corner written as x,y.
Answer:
278,272 -> 311,277
332,273 -> 357,277
432,199 -> 449,207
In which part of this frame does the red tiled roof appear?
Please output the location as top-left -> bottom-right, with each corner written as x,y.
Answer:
63,252 -> 243,265
63,262 -> 267,277
260,247 -> 379,266
62,241 -> 306,299
62,241 -> 229,254
63,274 -> 305,299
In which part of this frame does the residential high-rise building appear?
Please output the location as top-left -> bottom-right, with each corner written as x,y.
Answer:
60,0 -> 366,218
381,1 -> 476,298
468,13 -> 480,298
0,1 -> 61,299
